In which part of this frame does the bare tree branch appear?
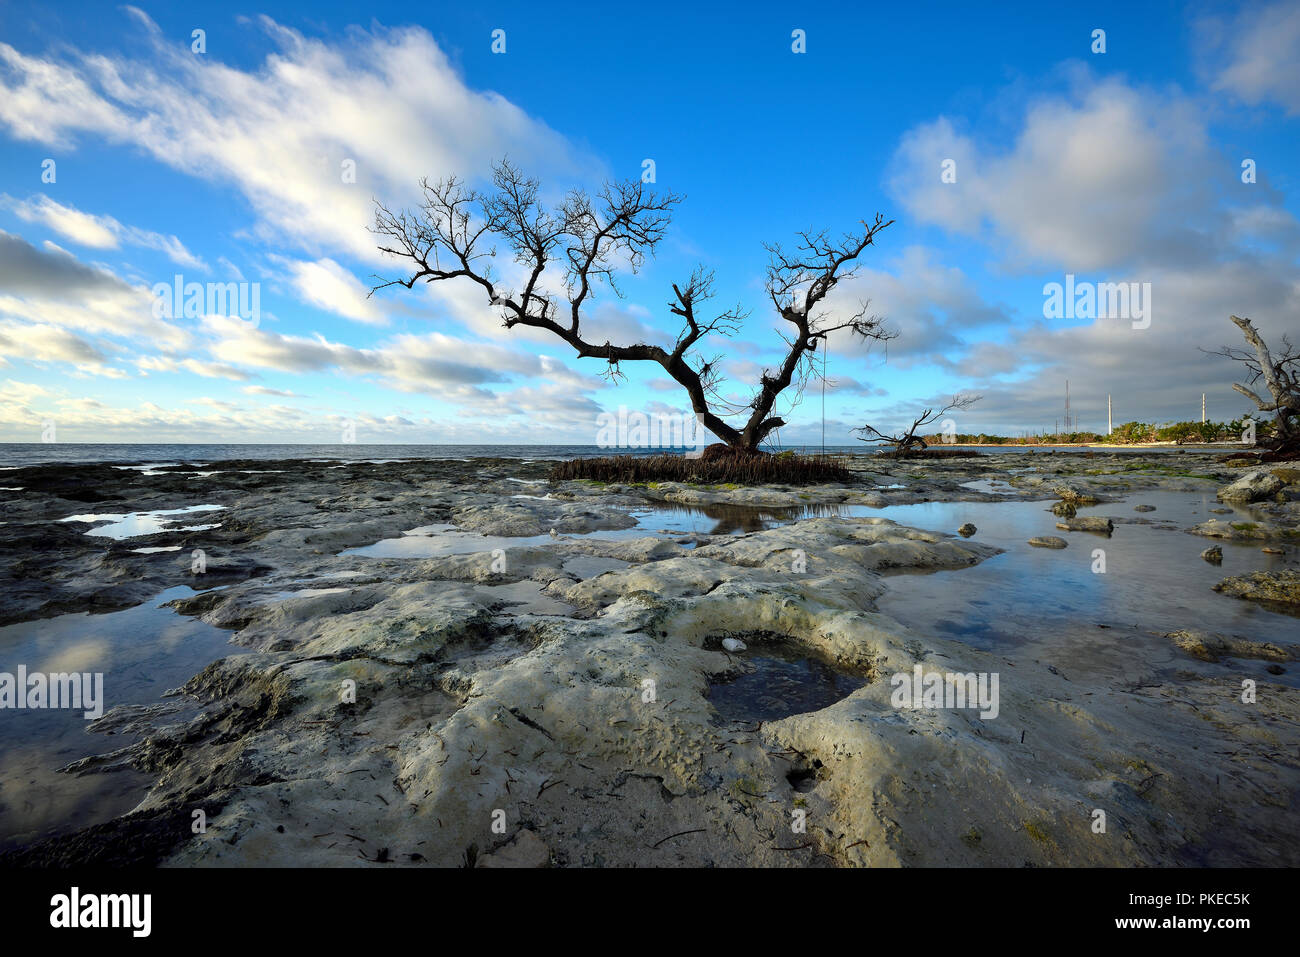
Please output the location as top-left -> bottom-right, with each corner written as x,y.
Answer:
854,394 -> 982,457
1206,315 -> 1300,451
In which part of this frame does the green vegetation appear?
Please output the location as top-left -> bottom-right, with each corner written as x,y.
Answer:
927,418 -> 1266,447
550,452 -> 851,485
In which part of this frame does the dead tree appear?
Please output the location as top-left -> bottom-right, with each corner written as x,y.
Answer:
854,394 -> 982,457
1206,315 -> 1299,453
370,160 -> 895,453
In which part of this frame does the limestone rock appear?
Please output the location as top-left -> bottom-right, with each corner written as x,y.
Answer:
1213,569 -> 1300,606
1055,516 -> 1114,533
1052,482 -> 1100,505
1217,468 -> 1285,503
1165,629 -> 1293,663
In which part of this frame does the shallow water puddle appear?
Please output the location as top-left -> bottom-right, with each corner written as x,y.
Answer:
474,580 -> 574,616
346,527 -> 559,558
0,586 -> 245,849
960,478 -> 1017,495
629,501 -> 871,536
344,521 -> 645,559
111,463 -> 185,476
867,491 -> 1300,656
59,504 -> 225,539
706,637 -> 868,723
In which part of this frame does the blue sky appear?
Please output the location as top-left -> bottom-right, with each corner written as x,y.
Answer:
0,0 -> 1297,444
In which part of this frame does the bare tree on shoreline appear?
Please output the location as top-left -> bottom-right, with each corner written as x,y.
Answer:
1206,315 -> 1299,453
854,394 -> 982,457
370,160 -> 895,453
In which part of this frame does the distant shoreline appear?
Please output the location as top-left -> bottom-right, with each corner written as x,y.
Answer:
933,441 -> 1252,450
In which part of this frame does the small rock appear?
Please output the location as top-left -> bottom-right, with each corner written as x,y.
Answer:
957,523 -> 977,537
1028,536 -> 1068,549
1267,664 -> 1286,675
1052,482 -> 1099,505
1210,507 -> 1232,514
1262,546 -> 1285,555
1133,504 -> 1156,512
1055,516 -> 1114,533
721,637 -> 747,652
1050,501 -> 1076,518
1201,545 -> 1223,564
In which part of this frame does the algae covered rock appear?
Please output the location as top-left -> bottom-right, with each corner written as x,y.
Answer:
1165,629 -> 1293,663
1213,569 -> 1300,606
1055,516 -> 1114,533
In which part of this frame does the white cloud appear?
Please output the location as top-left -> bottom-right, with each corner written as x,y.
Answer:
3,194 -> 207,269
0,12 -> 594,262
243,384 -> 306,398
281,257 -> 385,325
0,230 -> 191,351
136,355 -> 255,381
888,76 -> 1224,271
197,315 -> 605,406
865,69 -> 1300,433
1201,1 -> 1300,115
0,320 -> 126,377
0,42 -> 131,145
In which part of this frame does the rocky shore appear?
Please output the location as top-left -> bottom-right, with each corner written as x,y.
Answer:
2,449 -> 1297,866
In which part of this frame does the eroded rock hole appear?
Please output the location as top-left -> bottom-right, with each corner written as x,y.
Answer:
705,631 -> 869,723
786,764 -> 821,792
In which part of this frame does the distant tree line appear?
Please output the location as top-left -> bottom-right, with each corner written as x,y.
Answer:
925,418 -> 1265,447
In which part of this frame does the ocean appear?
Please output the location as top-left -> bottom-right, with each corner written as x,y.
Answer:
0,442 -> 1193,468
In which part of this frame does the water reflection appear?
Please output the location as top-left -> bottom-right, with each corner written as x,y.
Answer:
59,505 -> 225,539
0,586 -> 244,849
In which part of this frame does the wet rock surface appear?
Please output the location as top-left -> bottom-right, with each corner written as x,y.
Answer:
1213,569 -> 1300,607
1055,516 -> 1115,533
1,448 -> 1298,867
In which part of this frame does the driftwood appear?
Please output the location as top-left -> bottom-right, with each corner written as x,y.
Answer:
1207,315 -> 1300,456
855,394 -> 982,457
